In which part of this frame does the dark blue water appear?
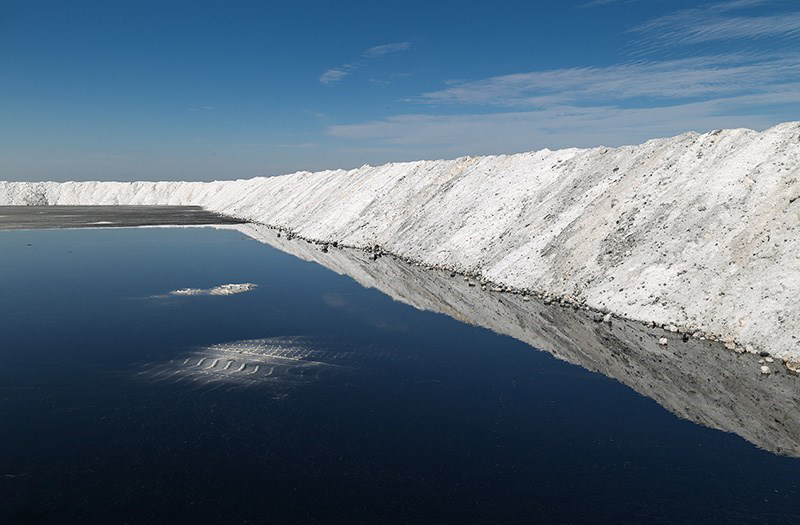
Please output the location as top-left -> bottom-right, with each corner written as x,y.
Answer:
1,227 -> 798,524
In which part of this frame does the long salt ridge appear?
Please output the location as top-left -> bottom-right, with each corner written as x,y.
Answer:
2,121 -> 798,362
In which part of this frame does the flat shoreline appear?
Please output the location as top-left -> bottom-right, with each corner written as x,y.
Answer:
0,205 -> 246,230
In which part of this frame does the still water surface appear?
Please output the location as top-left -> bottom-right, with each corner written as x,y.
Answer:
1,226 -> 799,524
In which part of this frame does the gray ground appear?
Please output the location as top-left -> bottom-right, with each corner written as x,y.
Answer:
0,205 -> 244,230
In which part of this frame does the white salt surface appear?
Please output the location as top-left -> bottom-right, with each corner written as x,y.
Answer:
169,283 -> 257,296
152,283 -> 258,298
2,122 -> 799,360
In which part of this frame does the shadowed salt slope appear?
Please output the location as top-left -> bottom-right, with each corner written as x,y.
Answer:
233,223 -> 800,458
1,122 -> 799,361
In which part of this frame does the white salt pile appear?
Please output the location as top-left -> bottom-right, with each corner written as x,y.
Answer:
2,122 -> 798,361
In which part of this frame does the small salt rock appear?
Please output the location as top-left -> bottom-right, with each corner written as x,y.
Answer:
765,357 -> 774,363
745,344 -> 754,353
659,337 -> 668,346
724,342 -> 736,350
603,313 -> 612,324
669,325 -> 678,333
760,365 -> 771,375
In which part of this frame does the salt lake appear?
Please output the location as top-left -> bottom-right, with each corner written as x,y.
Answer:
1,209 -> 799,524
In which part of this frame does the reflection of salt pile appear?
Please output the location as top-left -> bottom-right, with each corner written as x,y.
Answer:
238,224 -> 800,458
2,122 -> 799,361
168,283 -> 257,297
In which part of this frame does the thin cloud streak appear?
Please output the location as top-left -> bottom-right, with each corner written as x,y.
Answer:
630,0 -> 800,50
320,41 -> 411,85
416,54 -> 800,107
322,2 -> 798,161
363,42 -> 411,58
330,45 -> 800,156
319,64 -> 357,85
579,0 -> 642,8
329,90 -> 799,155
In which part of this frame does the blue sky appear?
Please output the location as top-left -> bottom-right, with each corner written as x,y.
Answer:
2,0 -> 798,181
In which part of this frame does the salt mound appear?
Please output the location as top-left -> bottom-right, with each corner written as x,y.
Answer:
2,121 -> 798,361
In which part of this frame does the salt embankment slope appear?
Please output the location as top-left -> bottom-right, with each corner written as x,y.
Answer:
2,122 -> 799,361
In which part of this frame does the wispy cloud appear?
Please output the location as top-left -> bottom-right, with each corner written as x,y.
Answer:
187,105 -> 217,112
329,89 -> 799,155
630,0 -> 800,50
319,64 -> 357,85
417,53 -> 800,107
329,50 -> 800,155
303,109 -> 327,119
579,0 -> 642,8
324,2 -> 798,159
320,41 -> 411,85
363,42 -> 411,58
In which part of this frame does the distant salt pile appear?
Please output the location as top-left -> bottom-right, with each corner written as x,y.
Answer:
2,121 -> 799,361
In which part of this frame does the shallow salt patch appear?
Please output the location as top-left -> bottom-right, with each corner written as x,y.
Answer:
153,283 -> 258,298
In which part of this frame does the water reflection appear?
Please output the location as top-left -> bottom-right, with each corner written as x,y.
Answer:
231,223 -> 800,457
141,336 -> 408,390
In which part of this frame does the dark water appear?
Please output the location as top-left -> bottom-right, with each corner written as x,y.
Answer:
1,227 -> 799,524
